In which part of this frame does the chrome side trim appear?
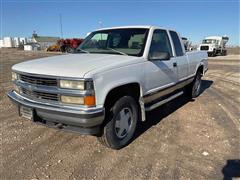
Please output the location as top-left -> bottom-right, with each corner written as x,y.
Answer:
145,82 -> 175,95
145,91 -> 183,111
143,76 -> 194,104
178,74 -> 196,82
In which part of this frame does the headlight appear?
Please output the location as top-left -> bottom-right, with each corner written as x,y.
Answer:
12,72 -> 18,81
59,80 -> 93,90
60,95 -> 95,106
60,95 -> 84,105
60,80 -> 84,90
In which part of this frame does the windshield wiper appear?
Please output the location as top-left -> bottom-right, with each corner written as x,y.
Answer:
104,48 -> 128,56
75,48 -> 90,54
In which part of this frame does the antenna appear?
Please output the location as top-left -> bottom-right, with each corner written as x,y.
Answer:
98,20 -> 103,28
59,14 -> 63,39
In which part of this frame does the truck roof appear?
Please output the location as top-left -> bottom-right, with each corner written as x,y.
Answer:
205,36 -> 229,40
97,25 -> 152,31
96,25 -> 176,32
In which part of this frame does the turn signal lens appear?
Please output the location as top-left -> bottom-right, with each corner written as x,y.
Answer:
84,96 -> 96,106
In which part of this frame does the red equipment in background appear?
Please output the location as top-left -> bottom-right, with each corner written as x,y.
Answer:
58,38 -> 84,53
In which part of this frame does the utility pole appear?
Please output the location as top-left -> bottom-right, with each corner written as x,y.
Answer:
99,20 -> 103,40
59,14 -> 63,39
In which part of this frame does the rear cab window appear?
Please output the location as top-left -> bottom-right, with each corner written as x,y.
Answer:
169,31 -> 184,56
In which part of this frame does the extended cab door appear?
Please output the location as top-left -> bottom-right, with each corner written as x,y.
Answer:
169,31 -> 189,81
143,29 -> 178,103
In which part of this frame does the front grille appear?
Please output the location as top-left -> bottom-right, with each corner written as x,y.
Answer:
21,88 -> 59,101
19,74 -> 58,87
200,46 -> 209,50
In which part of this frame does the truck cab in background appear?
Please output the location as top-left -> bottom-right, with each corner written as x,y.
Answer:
198,36 -> 229,57
181,37 -> 193,52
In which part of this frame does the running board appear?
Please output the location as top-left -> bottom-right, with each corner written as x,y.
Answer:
145,91 -> 183,111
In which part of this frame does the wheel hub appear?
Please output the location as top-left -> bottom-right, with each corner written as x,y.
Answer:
115,107 -> 133,138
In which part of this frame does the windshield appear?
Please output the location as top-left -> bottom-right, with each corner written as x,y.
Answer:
202,39 -> 218,44
77,28 -> 149,56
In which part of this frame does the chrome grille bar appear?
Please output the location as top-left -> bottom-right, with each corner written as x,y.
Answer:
21,88 -> 59,101
19,74 -> 58,86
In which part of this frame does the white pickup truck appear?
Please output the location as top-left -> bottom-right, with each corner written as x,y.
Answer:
8,26 -> 208,149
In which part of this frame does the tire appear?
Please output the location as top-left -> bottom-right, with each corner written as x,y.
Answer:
212,49 -> 216,57
97,96 -> 139,149
66,46 -> 73,53
186,70 -> 202,98
222,50 -> 227,56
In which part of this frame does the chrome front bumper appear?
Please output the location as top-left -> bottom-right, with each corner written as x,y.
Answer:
8,91 -> 105,135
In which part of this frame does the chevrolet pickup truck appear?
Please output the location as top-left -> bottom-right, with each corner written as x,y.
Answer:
8,26 -> 208,149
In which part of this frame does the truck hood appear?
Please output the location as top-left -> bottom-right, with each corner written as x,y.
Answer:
12,53 -> 140,78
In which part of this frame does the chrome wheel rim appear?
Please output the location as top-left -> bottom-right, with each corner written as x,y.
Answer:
115,107 -> 133,138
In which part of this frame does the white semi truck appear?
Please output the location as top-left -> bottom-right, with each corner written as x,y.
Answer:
198,36 -> 229,57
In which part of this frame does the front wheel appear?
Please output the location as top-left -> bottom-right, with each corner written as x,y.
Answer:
186,71 -> 202,98
97,96 -> 139,149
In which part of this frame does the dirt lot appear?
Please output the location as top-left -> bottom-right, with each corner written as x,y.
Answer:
227,47 -> 240,55
1,49 -> 240,179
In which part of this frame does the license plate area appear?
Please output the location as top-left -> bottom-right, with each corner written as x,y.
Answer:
19,106 -> 33,120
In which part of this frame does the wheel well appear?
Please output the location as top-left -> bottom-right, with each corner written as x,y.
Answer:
104,83 -> 141,112
197,65 -> 204,75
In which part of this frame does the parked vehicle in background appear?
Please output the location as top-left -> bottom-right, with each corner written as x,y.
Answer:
59,38 -> 84,53
181,37 -> 193,51
46,44 -> 61,52
198,36 -> 229,57
8,26 -> 208,149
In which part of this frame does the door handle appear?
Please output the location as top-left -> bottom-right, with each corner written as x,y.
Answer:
173,62 -> 177,67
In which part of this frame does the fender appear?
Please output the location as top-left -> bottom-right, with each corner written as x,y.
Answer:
194,58 -> 208,76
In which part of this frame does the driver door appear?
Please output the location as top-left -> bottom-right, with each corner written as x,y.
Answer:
143,29 -> 178,103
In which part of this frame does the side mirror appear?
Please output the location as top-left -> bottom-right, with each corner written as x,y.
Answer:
149,52 -> 170,61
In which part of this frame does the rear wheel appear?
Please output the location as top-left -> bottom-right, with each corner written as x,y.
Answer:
222,50 -> 227,56
212,49 -> 216,57
186,71 -> 202,98
97,96 -> 139,149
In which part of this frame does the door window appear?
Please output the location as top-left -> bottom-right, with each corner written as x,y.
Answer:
149,29 -> 173,58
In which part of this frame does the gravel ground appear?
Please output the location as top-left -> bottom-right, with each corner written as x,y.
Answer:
0,49 -> 240,179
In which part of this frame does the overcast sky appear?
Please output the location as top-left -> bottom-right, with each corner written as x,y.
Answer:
1,0 -> 239,45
